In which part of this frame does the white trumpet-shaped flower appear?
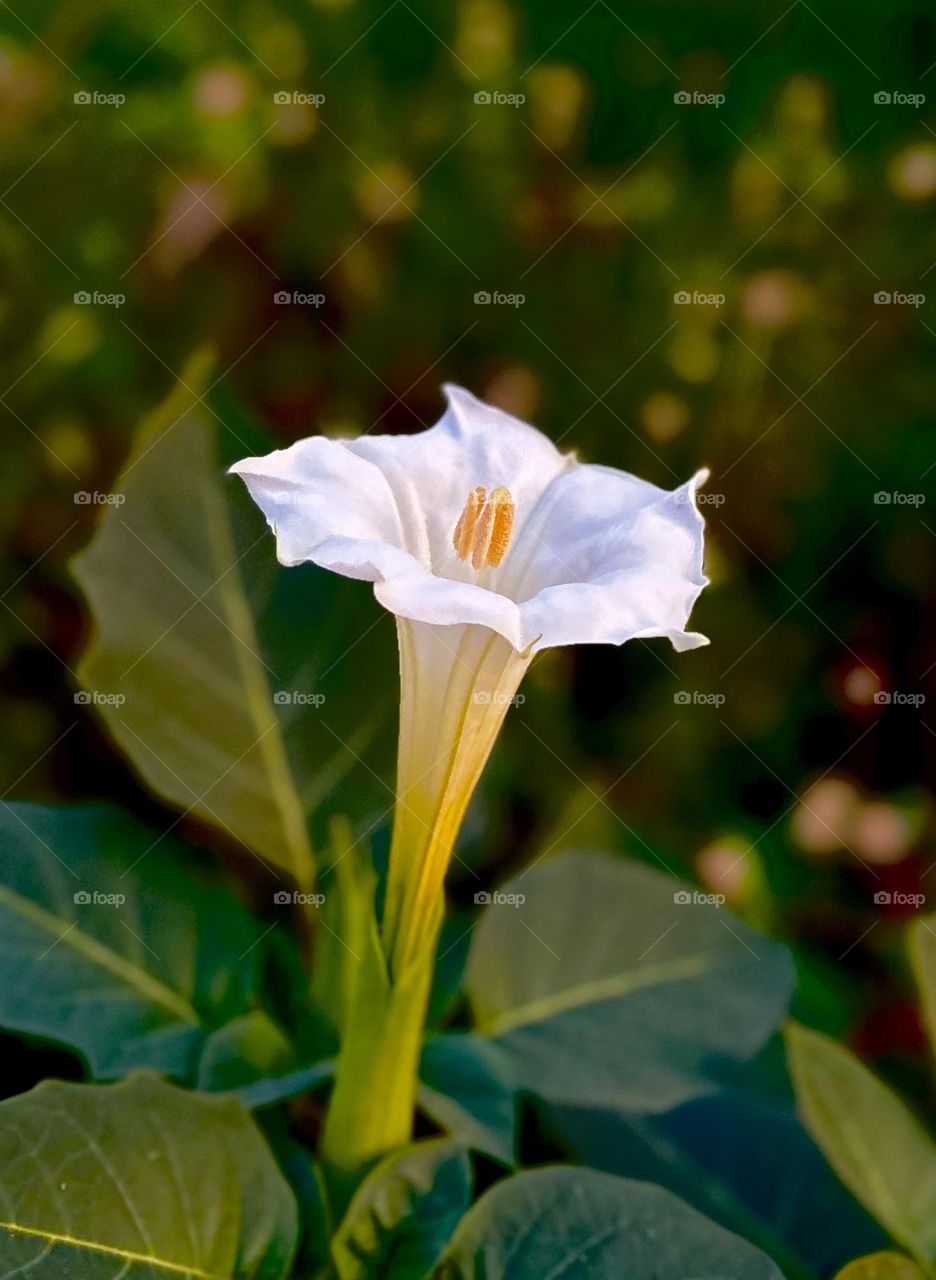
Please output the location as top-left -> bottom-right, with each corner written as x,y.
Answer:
232,385 -> 709,975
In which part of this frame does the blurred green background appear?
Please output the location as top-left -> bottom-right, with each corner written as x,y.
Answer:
1,0 -> 934,1103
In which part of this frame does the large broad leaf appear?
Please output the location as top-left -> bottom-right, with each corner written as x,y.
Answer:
331,1139 -> 471,1280
74,362 -> 397,876
542,1087 -> 885,1279
836,1256 -> 929,1280
0,802 -> 262,1077
0,1073 -> 297,1279
72,356 -> 315,885
786,1022 -> 936,1271
434,1167 -> 783,1279
465,850 -> 795,1112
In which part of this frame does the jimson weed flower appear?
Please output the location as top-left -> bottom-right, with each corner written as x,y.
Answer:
232,384 -> 709,1169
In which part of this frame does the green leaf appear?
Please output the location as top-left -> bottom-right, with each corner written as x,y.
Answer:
311,817 -> 380,1038
786,1022 -> 936,1270
419,1035 -> 516,1167
0,1073 -> 297,1279
541,1087 -> 886,1279
72,355 -> 314,887
836,1254 -> 929,1279
229,1059 -> 334,1111
197,1011 -> 296,1091
331,1139 -> 471,1280
465,850 -> 795,1111
908,915 -> 936,1058
434,1167 -> 783,1279
0,802 -> 262,1077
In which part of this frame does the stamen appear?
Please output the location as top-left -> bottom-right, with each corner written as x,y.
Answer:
452,486 -> 485,560
453,485 -> 515,570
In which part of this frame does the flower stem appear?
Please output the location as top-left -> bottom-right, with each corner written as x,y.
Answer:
322,621 -> 528,1177
320,908 -> 439,1175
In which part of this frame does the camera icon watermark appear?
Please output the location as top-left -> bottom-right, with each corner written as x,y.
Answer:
675,488 -> 724,507
473,290 -> 525,307
873,690 -> 925,707
273,889 -> 326,906
673,90 -> 725,107
74,290 -> 125,308
673,889 -> 726,907
273,90 -> 325,107
74,90 -> 126,108
274,290 -> 325,307
473,690 -> 525,706
74,690 -> 126,708
873,491 -> 925,506
873,90 -> 925,106
274,690 -> 326,707
674,290 -> 725,307
474,890 -> 526,908
473,90 -> 525,107
74,889 -> 126,907
874,890 -> 925,907
74,490 -> 126,507
673,690 -> 725,707
873,290 -> 924,307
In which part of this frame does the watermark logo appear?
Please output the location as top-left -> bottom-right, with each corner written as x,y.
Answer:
674,90 -> 725,107
873,91 -> 925,107
75,690 -> 126,707
274,889 -> 326,906
674,690 -> 725,707
274,690 -> 326,707
474,890 -> 526,907
676,488 -> 724,507
75,490 -> 125,507
273,90 -> 325,107
474,290 -> 525,308
873,291 -> 924,307
74,889 -> 126,907
473,690 -> 525,706
874,690 -> 925,707
74,290 -> 125,307
474,90 -> 525,108
874,491 -> 925,506
874,890 -> 925,907
274,290 -> 325,307
74,90 -> 126,108
674,889 -> 726,906
674,290 -> 725,307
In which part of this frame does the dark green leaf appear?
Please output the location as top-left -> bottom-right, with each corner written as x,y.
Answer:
197,1010 -> 296,1091
434,1167 -> 783,1279
542,1087 -> 886,1279
466,850 -> 795,1111
419,1035 -> 516,1167
0,802 -> 261,1077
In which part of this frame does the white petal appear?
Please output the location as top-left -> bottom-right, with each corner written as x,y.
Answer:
346,384 -> 572,575
374,573 -> 524,649
515,467 -> 710,652
230,391 -> 708,657
230,436 -> 420,581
